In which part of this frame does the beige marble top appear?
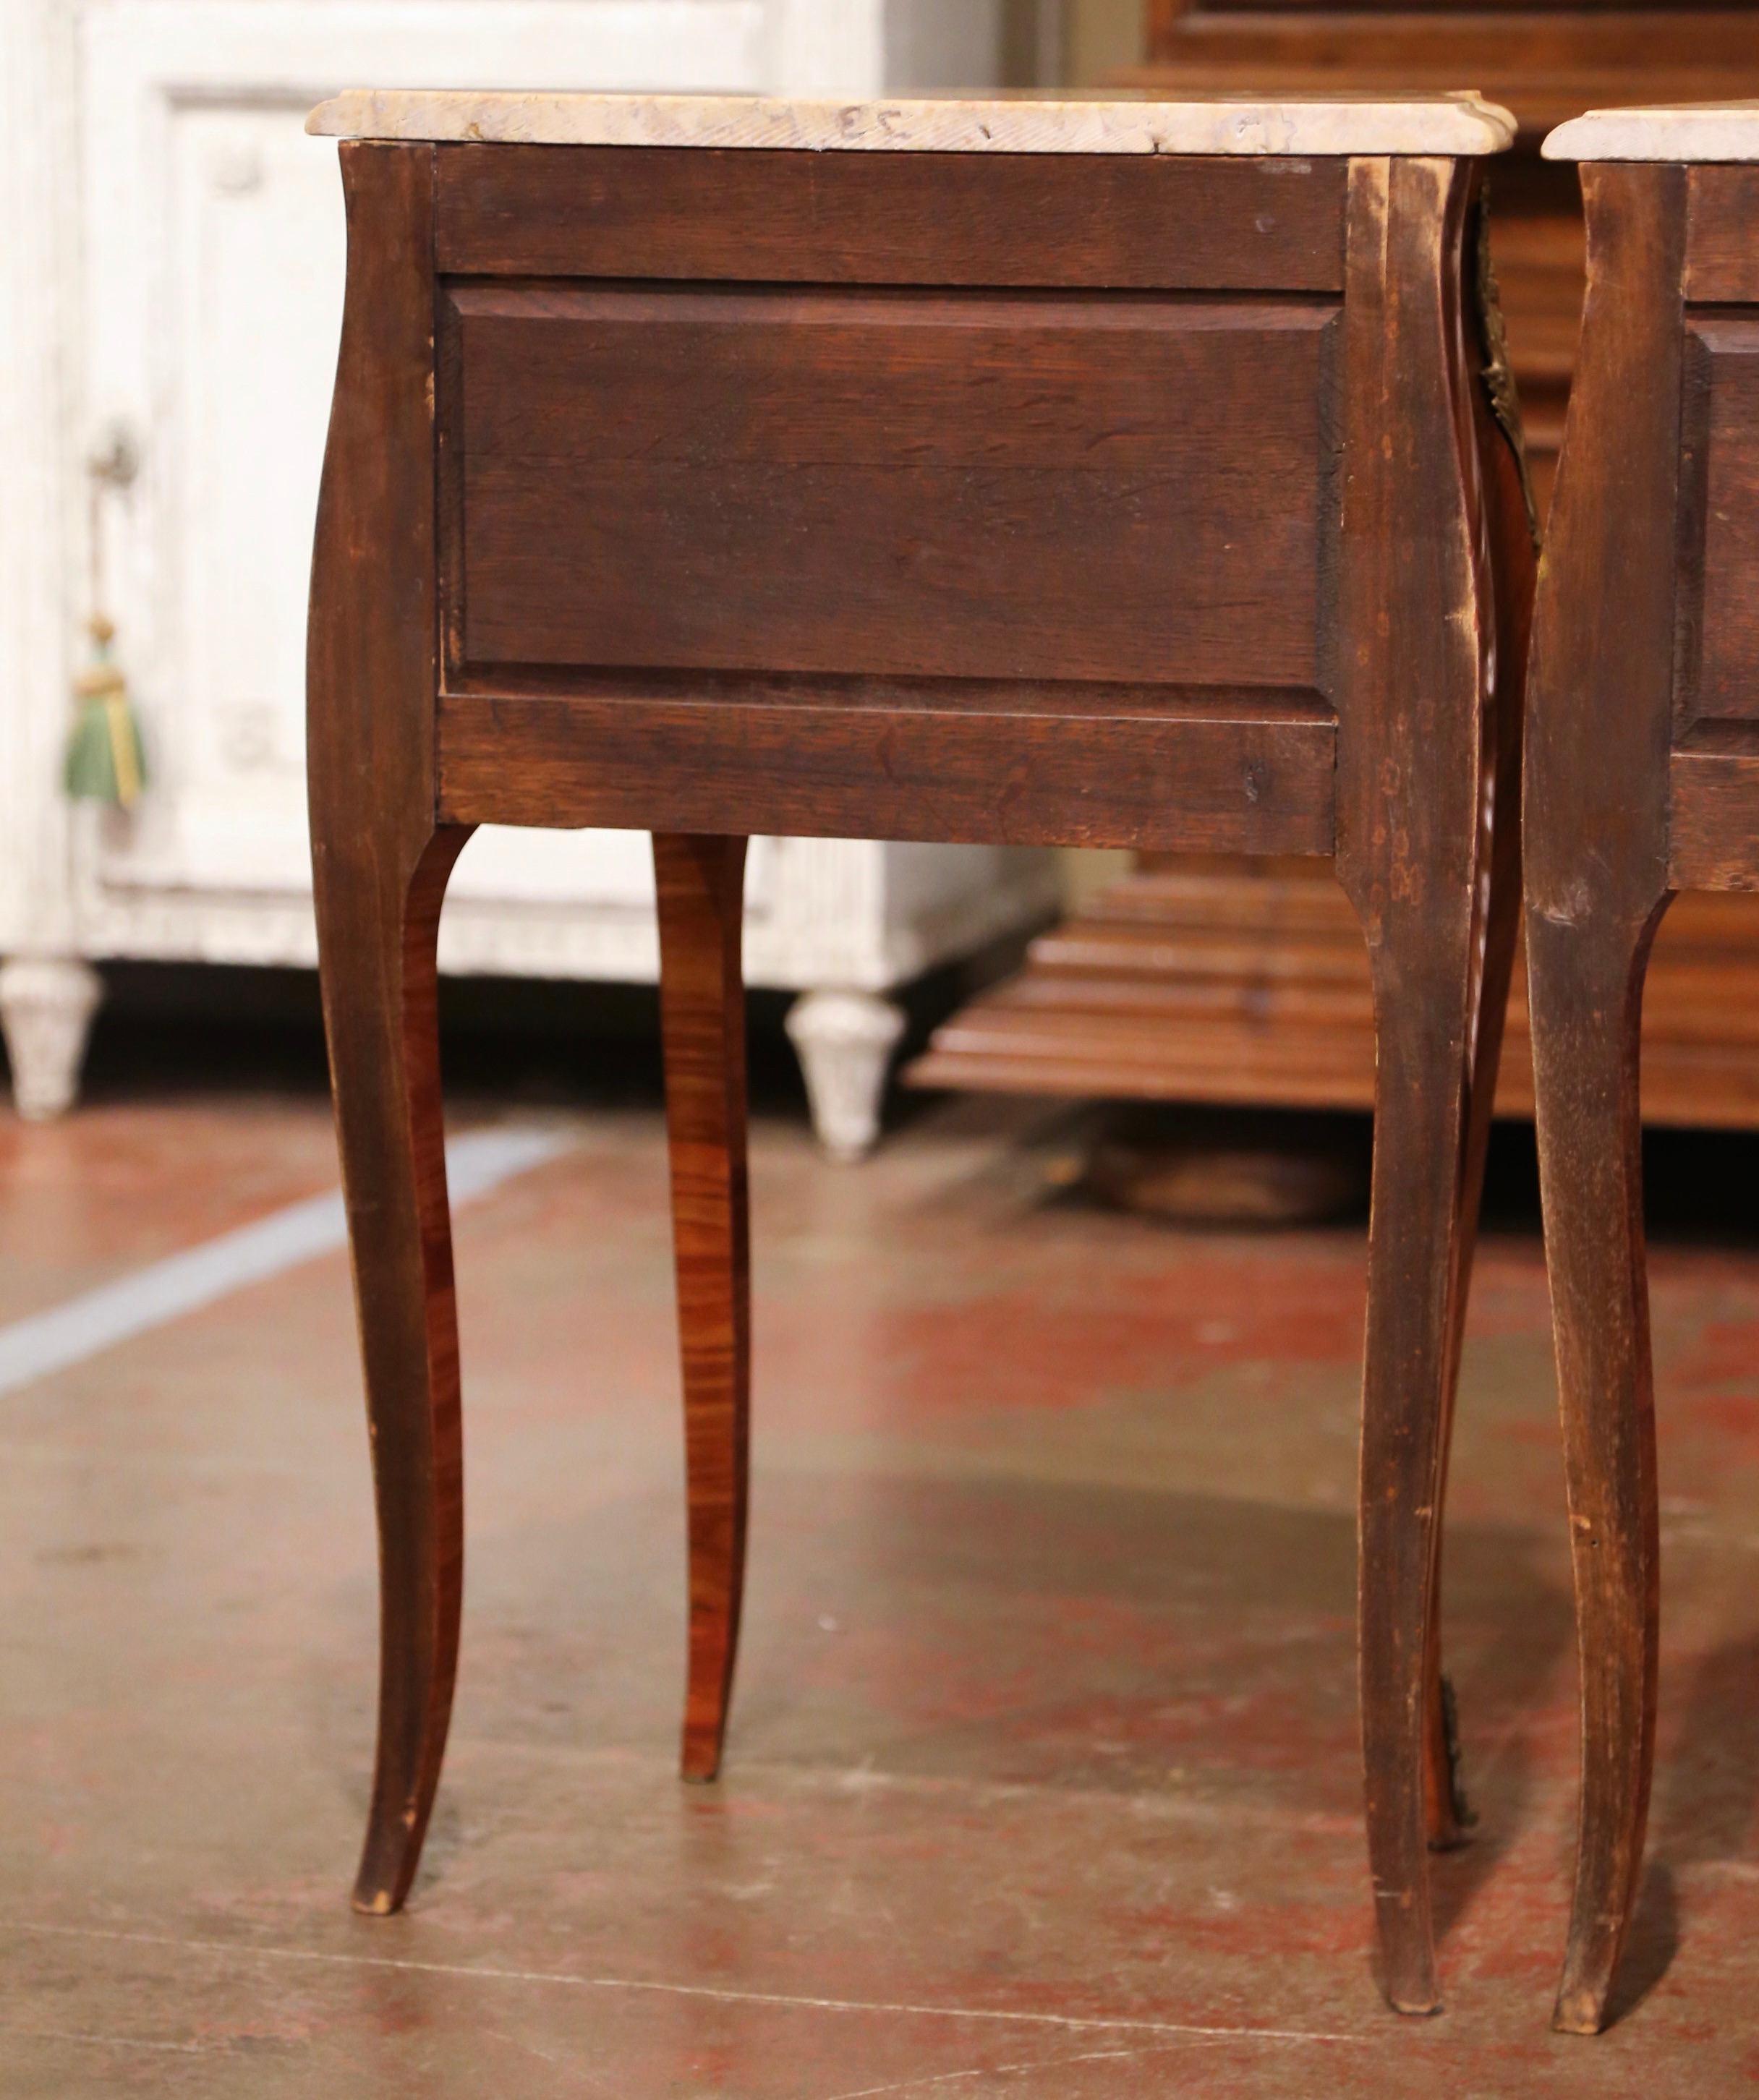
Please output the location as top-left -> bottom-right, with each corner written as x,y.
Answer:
1545,102 -> 1759,162
307,89 -> 1515,158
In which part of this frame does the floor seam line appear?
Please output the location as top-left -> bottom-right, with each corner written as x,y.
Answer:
0,1921 -> 1376,2046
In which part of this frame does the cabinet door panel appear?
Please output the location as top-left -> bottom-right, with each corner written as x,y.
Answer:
76,0 -> 774,928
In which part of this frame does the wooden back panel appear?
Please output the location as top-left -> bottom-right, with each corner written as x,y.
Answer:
425,145 -> 1439,856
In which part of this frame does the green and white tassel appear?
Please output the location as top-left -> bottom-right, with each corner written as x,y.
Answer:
65,615 -> 146,808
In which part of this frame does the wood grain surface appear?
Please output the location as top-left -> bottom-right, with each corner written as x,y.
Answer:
1672,725 -> 1759,887
1685,164 -> 1759,302
447,283 -> 1333,688
437,691 -> 1337,855
654,834 -> 751,1783
307,141 -> 476,1920
1331,155 -> 1528,2018
435,145 -> 1350,289
1524,161 -> 1685,2036
1679,314 -> 1759,730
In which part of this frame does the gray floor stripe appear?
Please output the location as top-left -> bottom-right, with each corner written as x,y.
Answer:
0,1124 -> 572,1401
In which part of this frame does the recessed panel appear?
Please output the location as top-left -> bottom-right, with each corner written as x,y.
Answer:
446,283 -> 1335,690
1687,168 -> 1759,305
1687,315 -> 1759,724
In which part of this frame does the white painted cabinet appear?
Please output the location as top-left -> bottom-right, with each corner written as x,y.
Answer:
0,0 -> 1059,1155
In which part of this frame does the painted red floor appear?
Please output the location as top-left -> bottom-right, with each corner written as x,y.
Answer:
0,1085 -> 1755,2095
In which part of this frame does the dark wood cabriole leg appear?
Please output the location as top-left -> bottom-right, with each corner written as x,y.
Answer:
1528,897 -> 1669,2034
1356,934 -> 1484,2013
1418,850 -> 1515,1858
308,140 -> 466,1913
1522,160 -> 1685,2036
1334,154 -> 1518,2013
317,826 -> 474,1913
1423,350 -> 1539,1854
653,833 -> 751,1782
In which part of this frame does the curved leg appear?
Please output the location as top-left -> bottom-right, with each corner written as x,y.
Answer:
319,826 -> 473,1913
1517,163 -> 1685,2035
1359,950 -> 1481,2015
654,834 -> 751,1781
1330,153 -> 1527,2014
1418,973 -> 1504,1855
1528,897 -> 1669,2033
1419,800 -> 1520,1859
1418,901 -> 1516,1854
1423,370 -> 1536,1854
306,140 -> 460,1915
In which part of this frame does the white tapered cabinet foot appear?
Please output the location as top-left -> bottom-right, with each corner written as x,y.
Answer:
0,957 -> 103,1121
785,989 -> 906,1163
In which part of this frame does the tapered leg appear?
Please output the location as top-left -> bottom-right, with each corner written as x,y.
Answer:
1422,359 -> 1537,1854
654,834 -> 751,1781
1528,900 -> 1669,2033
1418,883 -> 1518,1855
1358,947 -> 1483,2014
1331,153 -> 1522,2015
307,141 -> 464,1913
1519,163 -> 1684,2033
1418,912 -> 1511,1856
317,827 -> 474,1913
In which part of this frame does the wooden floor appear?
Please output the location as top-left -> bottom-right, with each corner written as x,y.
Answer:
1,1013 -> 1757,2094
